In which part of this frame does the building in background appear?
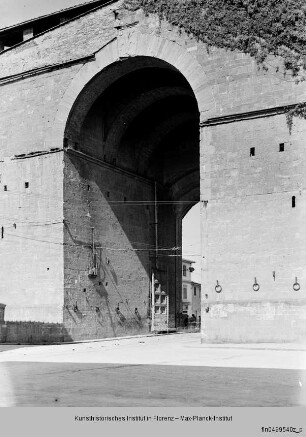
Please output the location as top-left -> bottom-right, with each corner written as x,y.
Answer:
182,259 -> 201,321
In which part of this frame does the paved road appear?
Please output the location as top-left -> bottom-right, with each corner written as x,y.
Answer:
0,334 -> 305,407
0,361 -> 305,407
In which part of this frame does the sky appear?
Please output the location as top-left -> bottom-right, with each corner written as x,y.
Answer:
0,0 -> 92,28
0,0 -> 202,283
182,203 -> 201,283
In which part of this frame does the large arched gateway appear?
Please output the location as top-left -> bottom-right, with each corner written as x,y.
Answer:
62,55 -> 200,338
0,0 -> 305,343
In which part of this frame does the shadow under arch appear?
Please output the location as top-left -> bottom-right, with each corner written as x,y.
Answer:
61,52 -> 201,340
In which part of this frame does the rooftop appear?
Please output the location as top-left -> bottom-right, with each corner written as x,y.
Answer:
0,0 -> 115,50
0,0 -> 106,30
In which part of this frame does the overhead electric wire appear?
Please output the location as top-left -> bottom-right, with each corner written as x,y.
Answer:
0,218 -> 63,226
4,231 -> 201,257
0,217 -> 192,251
1,192 -> 199,254
0,186 -> 199,204
1,217 -> 199,253
4,232 -> 185,253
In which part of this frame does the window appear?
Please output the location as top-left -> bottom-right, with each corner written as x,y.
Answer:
250,147 -> 255,157
194,287 -> 197,296
292,196 -> 296,208
279,143 -> 285,152
183,287 -> 187,299
183,265 -> 187,276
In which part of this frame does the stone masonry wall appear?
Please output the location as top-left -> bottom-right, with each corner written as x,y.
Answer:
0,0 -> 305,342
62,153 -> 156,340
2,321 -> 70,344
0,67 -> 81,158
0,152 -> 64,323
201,115 -> 306,342
0,0 -> 306,124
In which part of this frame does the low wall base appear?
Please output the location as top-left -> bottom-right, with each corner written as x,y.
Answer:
0,322 -> 72,344
201,301 -> 306,344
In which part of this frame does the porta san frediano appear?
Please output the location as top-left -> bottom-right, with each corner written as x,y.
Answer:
0,0 -> 305,344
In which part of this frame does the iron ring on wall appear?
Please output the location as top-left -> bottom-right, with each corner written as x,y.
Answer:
215,280 -> 222,293
293,281 -> 300,291
253,277 -> 260,291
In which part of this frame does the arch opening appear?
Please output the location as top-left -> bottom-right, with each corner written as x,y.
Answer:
63,56 -> 200,337
181,202 -> 201,324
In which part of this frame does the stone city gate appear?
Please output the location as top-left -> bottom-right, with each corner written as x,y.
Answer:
0,0 -> 305,343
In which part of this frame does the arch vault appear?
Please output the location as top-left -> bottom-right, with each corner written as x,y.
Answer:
62,51 -> 201,338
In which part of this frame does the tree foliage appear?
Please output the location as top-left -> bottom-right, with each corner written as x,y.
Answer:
125,0 -> 306,79
124,0 -> 306,130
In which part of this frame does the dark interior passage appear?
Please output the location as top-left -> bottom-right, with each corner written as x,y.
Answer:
63,56 -> 200,339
